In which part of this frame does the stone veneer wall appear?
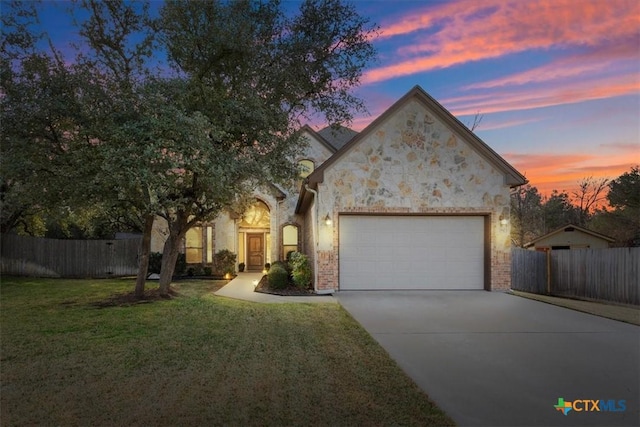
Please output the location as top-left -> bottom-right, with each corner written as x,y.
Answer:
316,99 -> 513,291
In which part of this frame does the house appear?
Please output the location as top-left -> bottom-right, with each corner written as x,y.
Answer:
524,224 -> 615,251
151,86 -> 527,291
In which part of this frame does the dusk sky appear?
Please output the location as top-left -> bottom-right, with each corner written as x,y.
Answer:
34,0 -> 640,197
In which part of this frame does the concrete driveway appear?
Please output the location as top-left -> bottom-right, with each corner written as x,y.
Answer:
336,291 -> 640,427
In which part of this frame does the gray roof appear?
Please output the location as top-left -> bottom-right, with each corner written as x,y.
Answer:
317,125 -> 358,150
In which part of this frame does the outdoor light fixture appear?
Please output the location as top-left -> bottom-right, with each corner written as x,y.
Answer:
324,213 -> 332,226
252,279 -> 258,287
499,215 -> 508,226
224,273 -> 231,280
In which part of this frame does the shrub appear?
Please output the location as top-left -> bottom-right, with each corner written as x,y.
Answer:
264,262 -> 271,272
267,263 -> 289,289
203,266 -> 212,276
289,252 -> 312,289
189,265 -> 206,276
148,252 -> 186,275
213,250 -> 236,276
148,252 -> 162,274
238,262 -> 245,272
175,253 -> 187,274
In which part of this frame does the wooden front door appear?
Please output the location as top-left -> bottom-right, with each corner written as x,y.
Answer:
247,233 -> 264,271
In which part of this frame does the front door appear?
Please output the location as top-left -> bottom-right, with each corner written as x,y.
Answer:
247,233 -> 264,271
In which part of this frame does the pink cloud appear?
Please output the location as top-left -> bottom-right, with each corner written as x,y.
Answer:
442,73 -> 640,115
465,45 -> 639,90
502,152 -> 639,197
366,0 -> 640,84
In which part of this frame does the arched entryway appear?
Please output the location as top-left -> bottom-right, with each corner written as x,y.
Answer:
238,200 -> 271,271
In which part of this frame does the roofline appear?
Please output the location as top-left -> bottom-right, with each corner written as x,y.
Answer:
306,85 -> 527,188
300,124 -> 337,154
524,223 -> 616,247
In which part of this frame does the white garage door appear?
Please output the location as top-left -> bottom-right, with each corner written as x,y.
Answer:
339,215 -> 485,290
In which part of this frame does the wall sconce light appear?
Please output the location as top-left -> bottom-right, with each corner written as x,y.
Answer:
499,215 -> 508,226
324,213 -> 332,226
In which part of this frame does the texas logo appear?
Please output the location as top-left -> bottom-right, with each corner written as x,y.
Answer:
554,398 -> 626,415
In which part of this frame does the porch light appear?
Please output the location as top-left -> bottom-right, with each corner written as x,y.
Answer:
324,213 -> 332,226
499,215 -> 508,226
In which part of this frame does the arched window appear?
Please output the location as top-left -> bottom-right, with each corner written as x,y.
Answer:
238,200 -> 270,228
298,159 -> 315,178
282,224 -> 299,259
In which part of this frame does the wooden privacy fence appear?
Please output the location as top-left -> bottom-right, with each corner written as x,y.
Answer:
1,233 -> 141,278
511,249 -> 547,294
511,247 -> 640,306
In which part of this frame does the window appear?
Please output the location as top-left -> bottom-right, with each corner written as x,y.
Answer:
283,224 -> 299,259
185,227 -> 203,263
238,200 -> 270,228
298,159 -> 315,178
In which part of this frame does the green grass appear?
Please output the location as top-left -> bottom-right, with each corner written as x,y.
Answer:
1,277 -> 454,426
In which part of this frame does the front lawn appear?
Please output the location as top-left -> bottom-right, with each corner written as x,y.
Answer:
0,277 -> 453,426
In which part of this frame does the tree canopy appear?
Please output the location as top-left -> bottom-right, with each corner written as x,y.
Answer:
1,0 -> 379,295
510,166 -> 640,247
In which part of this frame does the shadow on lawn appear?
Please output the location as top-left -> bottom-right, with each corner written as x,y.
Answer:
89,279 -> 229,308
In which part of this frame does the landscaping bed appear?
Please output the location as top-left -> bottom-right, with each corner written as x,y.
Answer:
253,274 -> 318,296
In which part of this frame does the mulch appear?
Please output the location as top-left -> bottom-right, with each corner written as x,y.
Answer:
90,288 -> 179,308
253,275 -> 317,296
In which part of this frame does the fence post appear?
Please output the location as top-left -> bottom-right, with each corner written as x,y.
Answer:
546,250 -> 551,295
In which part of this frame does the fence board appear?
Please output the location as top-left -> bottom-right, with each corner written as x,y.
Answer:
551,247 -> 640,306
511,248 -> 547,294
511,247 -> 640,306
1,234 -> 141,278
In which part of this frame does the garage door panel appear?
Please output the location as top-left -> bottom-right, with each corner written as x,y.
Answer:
339,216 -> 484,290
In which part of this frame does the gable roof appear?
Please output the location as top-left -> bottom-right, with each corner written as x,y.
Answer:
299,125 -> 339,154
308,85 -> 526,187
296,85 -> 527,213
317,125 -> 358,151
524,224 -> 615,248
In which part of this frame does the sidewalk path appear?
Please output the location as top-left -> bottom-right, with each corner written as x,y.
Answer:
214,272 -> 336,304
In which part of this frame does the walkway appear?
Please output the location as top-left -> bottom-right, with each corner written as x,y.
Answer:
214,272 -> 336,304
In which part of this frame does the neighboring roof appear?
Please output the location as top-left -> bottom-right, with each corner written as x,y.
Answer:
299,125 -> 339,154
524,224 -> 615,248
317,125 -> 358,151
296,85 -> 527,213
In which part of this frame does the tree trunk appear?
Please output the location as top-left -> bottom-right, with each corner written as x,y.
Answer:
158,212 -> 189,296
134,214 -> 155,298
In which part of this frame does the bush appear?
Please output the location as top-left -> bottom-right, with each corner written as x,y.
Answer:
267,263 -> 289,289
176,253 -> 186,274
213,250 -> 236,276
203,266 -> 212,276
289,252 -> 312,289
148,252 -> 186,275
149,252 -> 162,274
187,265 -> 203,276
264,262 -> 271,272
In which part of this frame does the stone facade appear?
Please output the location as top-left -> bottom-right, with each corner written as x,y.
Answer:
150,86 -> 525,290
303,89 -> 524,291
